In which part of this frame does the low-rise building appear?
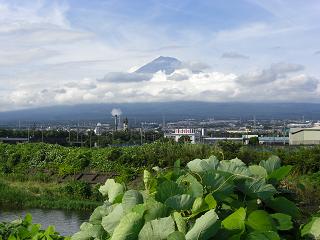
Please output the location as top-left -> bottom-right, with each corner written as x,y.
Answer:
164,129 -> 201,143
289,127 -> 320,145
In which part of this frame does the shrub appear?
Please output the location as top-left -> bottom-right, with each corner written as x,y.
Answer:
62,181 -> 92,199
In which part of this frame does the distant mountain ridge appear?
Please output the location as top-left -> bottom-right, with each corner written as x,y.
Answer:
0,102 -> 320,122
135,56 -> 182,74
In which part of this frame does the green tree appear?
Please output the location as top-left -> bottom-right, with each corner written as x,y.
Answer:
178,135 -> 191,143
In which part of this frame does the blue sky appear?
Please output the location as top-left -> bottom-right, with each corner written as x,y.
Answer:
0,0 -> 320,110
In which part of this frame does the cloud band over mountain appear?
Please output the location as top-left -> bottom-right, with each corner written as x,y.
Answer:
2,56 -> 319,111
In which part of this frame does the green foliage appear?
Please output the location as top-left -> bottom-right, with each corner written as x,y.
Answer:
1,154 -> 319,240
0,178 -> 101,211
1,142 -> 320,182
62,181 -> 92,199
0,142 -> 215,179
178,136 -> 191,143
248,137 -> 259,146
70,155 -> 316,240
301,216 -> 320,239
0,214 -> 66,240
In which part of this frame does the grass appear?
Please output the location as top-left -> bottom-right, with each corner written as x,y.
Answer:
282,173 -> 320,219
0,178 -> 102,211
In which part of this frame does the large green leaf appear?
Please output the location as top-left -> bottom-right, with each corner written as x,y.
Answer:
246,231 -> 280,240
267,166 -> 292,182
265,197 -> 299,218
72,222 -> 105,240
238,178 -> 277,200
205,156 -> 220,170
99,179 -> 124,203
187,159 -> 207,173
143,170 -> 153,192
301,217 -> 320,239
192,197 -> 207,215
144,199 -> 169,222
173,212 -> 187,234
89,203 -> 113,222
270,213 -> 293,231
218,158 -> 251,177
186,156 -> 219,173
249,165 -> 268,178
259,156 -> 281,174
168,231 -> 186,240
122,190 -> 144,213
72,231 -> 92,240
202,172 -> 234,195
101,204 -> 124,234
185,209 -> 220,240
138,216 -> 175,240
222,207 -> 246,232
111,212 -> 144,240
177,174 -> 203,198
155,180 -> 184,203
246,210 -> 276,232
204,194 -> 217,210
165,194 -> 194,211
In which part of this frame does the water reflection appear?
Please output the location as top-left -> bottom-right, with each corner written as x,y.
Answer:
0,208 -> 90,236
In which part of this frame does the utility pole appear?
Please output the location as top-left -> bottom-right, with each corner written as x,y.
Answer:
140,125 -> 143,145
77,121 -> 79,143
162,115 -> 166,130
41,125 -> 44,142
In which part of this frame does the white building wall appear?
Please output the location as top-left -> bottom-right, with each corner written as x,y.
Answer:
289,128 -> 320,145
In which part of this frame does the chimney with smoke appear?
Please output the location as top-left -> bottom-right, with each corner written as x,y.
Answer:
111,108 -> 122,131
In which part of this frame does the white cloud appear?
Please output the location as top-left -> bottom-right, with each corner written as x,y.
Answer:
2,61 -> 320,111
221,52 -> 249,59
237,62 -> 305,85
0,0 -> 320,111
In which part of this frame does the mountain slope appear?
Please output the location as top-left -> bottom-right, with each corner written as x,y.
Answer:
0,102 -> 319,122
135,56 -> 182,74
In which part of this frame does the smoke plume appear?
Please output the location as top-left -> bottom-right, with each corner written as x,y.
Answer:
111,108 -> 122,116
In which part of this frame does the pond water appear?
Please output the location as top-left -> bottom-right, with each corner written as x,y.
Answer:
0,208 -> 91,236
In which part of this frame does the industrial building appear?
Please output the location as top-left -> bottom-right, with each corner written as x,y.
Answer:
259,136 -> 289,145
289,127 -> 320,145
164,129 -> 202,143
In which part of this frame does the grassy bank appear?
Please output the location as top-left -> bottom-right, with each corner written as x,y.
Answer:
1,142 -> 320,178
1,142 -> 320,211
0,177 -> 103,211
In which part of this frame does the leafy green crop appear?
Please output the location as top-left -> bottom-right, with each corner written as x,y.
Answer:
71,155 -> 320,240
0,214 -> 67,240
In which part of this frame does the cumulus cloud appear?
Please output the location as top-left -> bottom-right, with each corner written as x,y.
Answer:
221,52 -> 249,59
64,79 -> 97,90
167,69 -> 191,81
3,61 -> 320,111
98,72 -> 151,83
237,62 -> 305,85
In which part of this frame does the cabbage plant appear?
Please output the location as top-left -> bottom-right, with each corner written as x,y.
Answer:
72,156 -> 319,240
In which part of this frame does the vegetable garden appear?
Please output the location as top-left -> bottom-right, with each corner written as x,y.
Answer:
1,155 -> 319,239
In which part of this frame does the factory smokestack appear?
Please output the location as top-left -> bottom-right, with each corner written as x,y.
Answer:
111,108 -> 122,131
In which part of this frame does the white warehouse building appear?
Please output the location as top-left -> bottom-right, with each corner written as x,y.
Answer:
289,127 -> 320,145
164,129 -> 202,144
